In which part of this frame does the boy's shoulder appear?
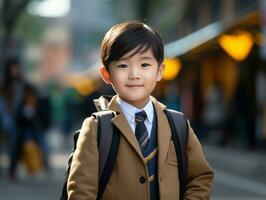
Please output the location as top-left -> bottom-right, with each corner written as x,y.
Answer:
80,115 -> 98,135
82,110 -> 115,128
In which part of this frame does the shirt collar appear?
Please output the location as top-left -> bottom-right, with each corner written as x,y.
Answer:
117,97 -> 154,124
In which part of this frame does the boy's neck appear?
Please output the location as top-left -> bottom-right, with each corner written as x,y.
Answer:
118,96 -> 150,109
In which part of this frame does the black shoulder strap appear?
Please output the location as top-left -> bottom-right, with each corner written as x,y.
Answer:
60,130 -> 80,200
60,111 -> 119,200
164,109 -> 188,200
92,110 -> 120,200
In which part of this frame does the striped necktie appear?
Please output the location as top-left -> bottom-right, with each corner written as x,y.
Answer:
135,110 -> 149,148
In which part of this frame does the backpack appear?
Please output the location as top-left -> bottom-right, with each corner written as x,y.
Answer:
60,96 -> 188,200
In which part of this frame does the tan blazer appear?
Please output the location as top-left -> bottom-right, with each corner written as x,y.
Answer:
67,95 -> 214,200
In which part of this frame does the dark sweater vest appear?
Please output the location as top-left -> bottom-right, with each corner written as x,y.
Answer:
141,110 -> 159,200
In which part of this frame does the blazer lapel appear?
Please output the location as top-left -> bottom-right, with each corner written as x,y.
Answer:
151,97 -> 171,172
108,96 -> 143,160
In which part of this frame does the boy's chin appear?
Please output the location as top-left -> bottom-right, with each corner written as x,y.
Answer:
119,95 -> 151,107
120,95 -> 149,101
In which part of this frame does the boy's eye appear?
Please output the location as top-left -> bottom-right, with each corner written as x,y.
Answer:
141,63 -> 150,68
117,64 -> 127,68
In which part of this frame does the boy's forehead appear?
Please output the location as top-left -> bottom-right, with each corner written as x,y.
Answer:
119,47 -> 155,60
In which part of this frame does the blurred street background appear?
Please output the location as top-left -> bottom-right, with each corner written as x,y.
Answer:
0,0 -> 266,199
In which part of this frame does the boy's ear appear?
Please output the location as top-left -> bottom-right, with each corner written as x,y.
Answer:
156,63 -> 165,82
99,66 -> 112,84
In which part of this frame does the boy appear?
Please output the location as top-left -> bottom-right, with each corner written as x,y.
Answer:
67,21 -> 214,200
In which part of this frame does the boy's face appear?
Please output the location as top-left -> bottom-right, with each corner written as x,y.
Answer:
100,47 -> 164,108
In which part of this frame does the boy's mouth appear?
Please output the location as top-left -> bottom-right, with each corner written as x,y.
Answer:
126,84 -> 144,87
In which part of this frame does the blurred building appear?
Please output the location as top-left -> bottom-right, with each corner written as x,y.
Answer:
70,0 -> 117,69
163,0 -> 266,148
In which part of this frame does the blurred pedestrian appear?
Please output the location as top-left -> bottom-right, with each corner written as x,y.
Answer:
0,57 -> 26,179
233,81 -> 252,148
37,88 -> 52,169
10,84 -> 51,177
161,81 -> 181,110
202,82 -> 227,144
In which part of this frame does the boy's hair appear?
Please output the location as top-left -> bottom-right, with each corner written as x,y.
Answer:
100,21 -> 164,70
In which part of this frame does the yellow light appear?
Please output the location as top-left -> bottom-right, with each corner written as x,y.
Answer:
218,31 -> 254,61
63,73 -> 98,96
75,78 -> 94,96
163,58 -> 181,81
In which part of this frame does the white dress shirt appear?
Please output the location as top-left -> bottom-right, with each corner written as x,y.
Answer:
117,97 -> 154,138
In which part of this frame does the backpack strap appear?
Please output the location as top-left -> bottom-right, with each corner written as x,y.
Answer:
164,109 -> 188,199
60,130 -> 80,200
60,110 -> 119,200
93,95 -> 114,111
92,110 -> 120,200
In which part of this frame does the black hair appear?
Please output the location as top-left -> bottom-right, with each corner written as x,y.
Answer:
101,21 -> 164,70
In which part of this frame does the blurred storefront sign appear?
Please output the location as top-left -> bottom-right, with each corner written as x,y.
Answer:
165,12 -> 259,60
164,9 -> 266,146
165,22 -> 222,58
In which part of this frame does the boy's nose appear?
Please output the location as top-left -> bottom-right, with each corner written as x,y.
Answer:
128,68 -> 140,80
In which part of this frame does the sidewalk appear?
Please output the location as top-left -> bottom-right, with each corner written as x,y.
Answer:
204,144 -> 266,184
0,151 -> 69,200
0,130 -> 70,200
204,144 -> 266,199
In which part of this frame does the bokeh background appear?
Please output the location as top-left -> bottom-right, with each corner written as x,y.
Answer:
0,0 -> 266,199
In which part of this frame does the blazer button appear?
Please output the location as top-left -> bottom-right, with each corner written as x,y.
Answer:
139,176 -> 146,184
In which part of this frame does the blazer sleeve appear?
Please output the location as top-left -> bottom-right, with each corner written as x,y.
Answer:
67,116 -> 99,200
184,123 -> 214,200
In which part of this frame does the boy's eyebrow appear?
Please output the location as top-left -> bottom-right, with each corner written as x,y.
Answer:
140,56 -> 154,60
119,55 -> 154,61
118,57 -> 130,61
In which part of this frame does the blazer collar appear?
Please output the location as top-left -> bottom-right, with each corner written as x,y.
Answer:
150,96 -> 172,172
108,95 -> 143,159
108,95 -> 171,170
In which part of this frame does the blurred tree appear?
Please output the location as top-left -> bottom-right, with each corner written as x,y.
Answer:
136,0 -> 151,21
146,0 -> 186,41
15,12 -> 44,43
0,0 -> 31,77
113,0 -> 185,41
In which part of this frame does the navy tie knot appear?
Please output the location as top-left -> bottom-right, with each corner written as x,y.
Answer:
135,110 -> 147,123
